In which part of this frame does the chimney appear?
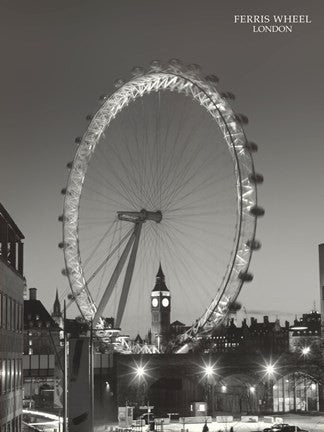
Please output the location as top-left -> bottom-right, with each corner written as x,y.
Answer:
29,287 -> 37,300
264,315 -> 269,324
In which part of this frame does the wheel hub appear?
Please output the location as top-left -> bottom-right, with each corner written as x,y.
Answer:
117,209 -> 162,223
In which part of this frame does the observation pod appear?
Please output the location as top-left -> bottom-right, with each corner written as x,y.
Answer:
245,142 -> 258,152
250,206 -> 265,217
246,239 -> 262,251
238,272 -> 254,282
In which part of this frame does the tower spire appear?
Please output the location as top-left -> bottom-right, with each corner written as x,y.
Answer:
152,263 -> 169,292
53,288 -> 61,317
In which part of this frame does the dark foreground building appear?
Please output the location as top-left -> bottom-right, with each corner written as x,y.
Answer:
0,203 -> 24,432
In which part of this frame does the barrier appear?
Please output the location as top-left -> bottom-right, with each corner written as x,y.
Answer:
180,416 -> 212,424
241,416 -> 258,422
263,417 -> 274,423
216,416 -> 234,423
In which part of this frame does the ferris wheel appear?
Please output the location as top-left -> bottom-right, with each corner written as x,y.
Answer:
60,59 -> 264,349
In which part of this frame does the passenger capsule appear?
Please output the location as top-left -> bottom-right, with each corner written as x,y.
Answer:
238,271 -> 254,282
221,91 -> 235,100
249,173 -> 264,184
58,242 -> 65,249
205,74 -> 219,84
67,293 -> 74,300
187,63 -> 201,73
114,79 -> 124,88
235,114 -> 249,125
250,206 -> 265,217
61,188 -> 67,195
131,66 -> 145,76
98,94 -> 107,102
168,58 -> 182,67
149,60 -> 162,71
66,162 -> 73,169
86,114 -> 93,121
245,141 -> 258,152
61,268 -> 69,276
228,300 -> 242,312
246,239 -> 262,250
75,137 -> 82,144
58,215 -> 64,222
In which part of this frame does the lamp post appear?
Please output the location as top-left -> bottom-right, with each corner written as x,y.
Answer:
264,362 -> 276,413
202,363 -> 216,417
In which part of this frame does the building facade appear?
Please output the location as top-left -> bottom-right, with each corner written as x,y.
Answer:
0,203 -> 24,432
23,288 -> 62,412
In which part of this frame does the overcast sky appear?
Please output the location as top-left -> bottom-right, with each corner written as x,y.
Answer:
1,0 -> 323,330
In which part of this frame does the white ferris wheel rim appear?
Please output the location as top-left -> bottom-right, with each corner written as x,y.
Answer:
62,62 -> 258,337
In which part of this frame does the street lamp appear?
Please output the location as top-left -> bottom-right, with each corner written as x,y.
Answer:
136,365 -> 146,379
301,346 -> 310,356
265,363 -> 275,376
264,362 -> 276,414
201,363 -> 216,417
203,364 -> 215,378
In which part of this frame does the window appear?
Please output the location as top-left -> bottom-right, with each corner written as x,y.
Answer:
7,297 -> 11,329
2,360 -> 6,393
2,295 -> 6,329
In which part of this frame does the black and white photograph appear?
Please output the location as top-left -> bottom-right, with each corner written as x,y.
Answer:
0,1 -> 324,431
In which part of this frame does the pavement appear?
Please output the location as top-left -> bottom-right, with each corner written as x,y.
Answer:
94,415 -> 324,432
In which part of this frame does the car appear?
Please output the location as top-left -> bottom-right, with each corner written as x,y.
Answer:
281,427 -> 308,432
264,424 -> 290,432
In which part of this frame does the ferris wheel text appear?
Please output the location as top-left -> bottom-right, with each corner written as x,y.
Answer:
234,15 -> 312,33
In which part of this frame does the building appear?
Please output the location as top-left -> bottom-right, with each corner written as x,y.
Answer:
289,310 -> 321,353
201,316 -> 290,354
0,203 -> 25,432
23,288 -> 62,412
150,265 -> 171,349
319,244 -> 324,348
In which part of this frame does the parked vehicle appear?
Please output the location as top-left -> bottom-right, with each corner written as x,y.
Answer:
264,424 -> 290,432
264,425 -> 308,432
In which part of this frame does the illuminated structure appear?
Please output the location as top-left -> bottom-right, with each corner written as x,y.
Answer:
319,244 -> 324,340
60,60 -> 263,352
0,203 -> 24,431
151,265 -> 171,348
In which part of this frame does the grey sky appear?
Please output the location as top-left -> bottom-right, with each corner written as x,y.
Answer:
1,0 -> 323,329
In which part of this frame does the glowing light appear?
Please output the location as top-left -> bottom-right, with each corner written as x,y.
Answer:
265,363 -> 275,376
221,385 -> 227,392
311,383 -> 316,391
249,386 -> 255,393
135,365 -> 146,378
301,346 -> 310,356
203,364 -> 215,377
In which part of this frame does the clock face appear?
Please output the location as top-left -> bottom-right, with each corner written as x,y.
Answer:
152,298 -> 158,308
162,298 -> 169,307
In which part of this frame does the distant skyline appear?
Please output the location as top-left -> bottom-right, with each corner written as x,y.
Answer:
1,1 -> 324,334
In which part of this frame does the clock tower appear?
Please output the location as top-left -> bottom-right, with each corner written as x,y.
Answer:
151,264 -> 171,348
